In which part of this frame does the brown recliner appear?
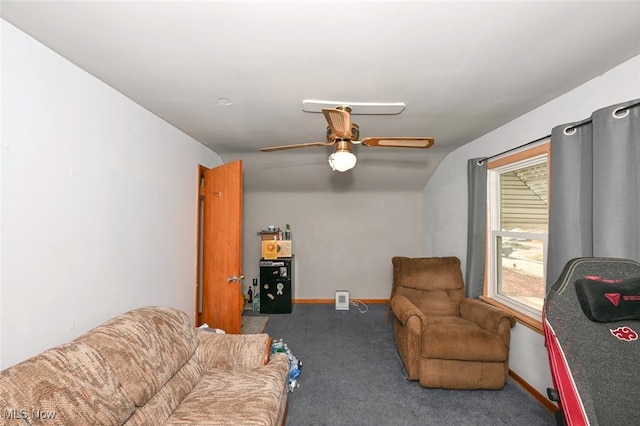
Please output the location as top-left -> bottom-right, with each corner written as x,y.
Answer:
389,256 -> 515,390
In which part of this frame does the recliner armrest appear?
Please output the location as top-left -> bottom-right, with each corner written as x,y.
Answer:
390,294 -> 428,326
460,298 -> 515,336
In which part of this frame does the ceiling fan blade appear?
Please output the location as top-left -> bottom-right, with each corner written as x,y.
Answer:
361,137 -> 435,149
322,108 -> 351,139
260,141 -> 334,152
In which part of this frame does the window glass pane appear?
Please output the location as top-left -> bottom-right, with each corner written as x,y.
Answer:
499,162 -> 548,233
496,235 -> 545,311
486,145 -> 550,320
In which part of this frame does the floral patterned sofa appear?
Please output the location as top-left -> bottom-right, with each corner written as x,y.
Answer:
0,306 -> 289,425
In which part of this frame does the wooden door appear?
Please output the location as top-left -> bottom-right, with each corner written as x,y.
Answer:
199,160 -> 244,334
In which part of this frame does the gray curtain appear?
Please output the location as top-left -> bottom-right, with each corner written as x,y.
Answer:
546,99 -> 640,289
465,158 -> 488,298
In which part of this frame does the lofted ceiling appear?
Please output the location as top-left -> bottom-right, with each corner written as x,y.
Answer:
3,1 -> 640,192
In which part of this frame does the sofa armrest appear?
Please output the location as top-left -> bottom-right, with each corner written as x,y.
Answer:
460,298 -> 515,336
196,330 -> 271,371
390,295 -> 427,326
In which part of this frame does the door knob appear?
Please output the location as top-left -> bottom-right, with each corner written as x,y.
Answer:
227,274 -> 245,283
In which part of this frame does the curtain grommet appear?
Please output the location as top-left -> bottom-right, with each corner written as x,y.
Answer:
612,107 -> 630,119
563,126 -> 577,136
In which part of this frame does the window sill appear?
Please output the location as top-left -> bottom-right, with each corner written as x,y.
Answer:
479,295 -> 543,334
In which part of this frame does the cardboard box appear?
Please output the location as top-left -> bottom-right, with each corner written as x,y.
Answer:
277,240 -> 292,257
261,240 -> 278,259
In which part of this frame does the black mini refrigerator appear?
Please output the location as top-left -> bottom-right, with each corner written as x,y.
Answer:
259,257 -> 294,314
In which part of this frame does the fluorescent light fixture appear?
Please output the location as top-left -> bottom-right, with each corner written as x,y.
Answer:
303,100 -> 406,115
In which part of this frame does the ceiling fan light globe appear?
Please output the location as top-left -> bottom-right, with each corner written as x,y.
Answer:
328,151 -> 357,172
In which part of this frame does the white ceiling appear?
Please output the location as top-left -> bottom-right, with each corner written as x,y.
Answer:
3,1 -> 640,192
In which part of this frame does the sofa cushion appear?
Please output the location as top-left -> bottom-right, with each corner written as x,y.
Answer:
75,306 -> 198,407
165,354 -> 290,426
196,330 -> 271,371
123,350 -> 203,425
421,321 -> 508,362
0,341 -> 134,426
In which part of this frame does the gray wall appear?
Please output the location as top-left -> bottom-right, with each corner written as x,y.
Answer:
243,191 -> 423,301
422,54 -> 640,400
0,21 -> 221,368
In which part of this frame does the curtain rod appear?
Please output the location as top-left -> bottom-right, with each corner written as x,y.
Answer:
478,99 -> 640,165
479,134 -> 551,165
563,100 -> 640,135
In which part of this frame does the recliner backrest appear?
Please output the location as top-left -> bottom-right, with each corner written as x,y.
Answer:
392,256 -> 465,316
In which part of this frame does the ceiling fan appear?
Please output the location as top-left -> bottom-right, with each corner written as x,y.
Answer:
260,105 -> 435,172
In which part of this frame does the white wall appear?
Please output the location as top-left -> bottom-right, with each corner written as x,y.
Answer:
422,54 -> 640,398
0,21 -> 222,368
243,191 -> 423,301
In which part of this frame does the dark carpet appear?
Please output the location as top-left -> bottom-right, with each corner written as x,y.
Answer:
241,314 -> 269,334
263,303 -> 555,426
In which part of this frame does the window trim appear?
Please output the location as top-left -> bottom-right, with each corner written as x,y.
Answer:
483,142 -> 550,333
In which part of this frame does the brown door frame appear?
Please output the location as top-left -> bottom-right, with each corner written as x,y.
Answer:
194,166 -> 206,327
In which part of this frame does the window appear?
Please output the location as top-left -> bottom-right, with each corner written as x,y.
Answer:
485,143 -> 549,326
